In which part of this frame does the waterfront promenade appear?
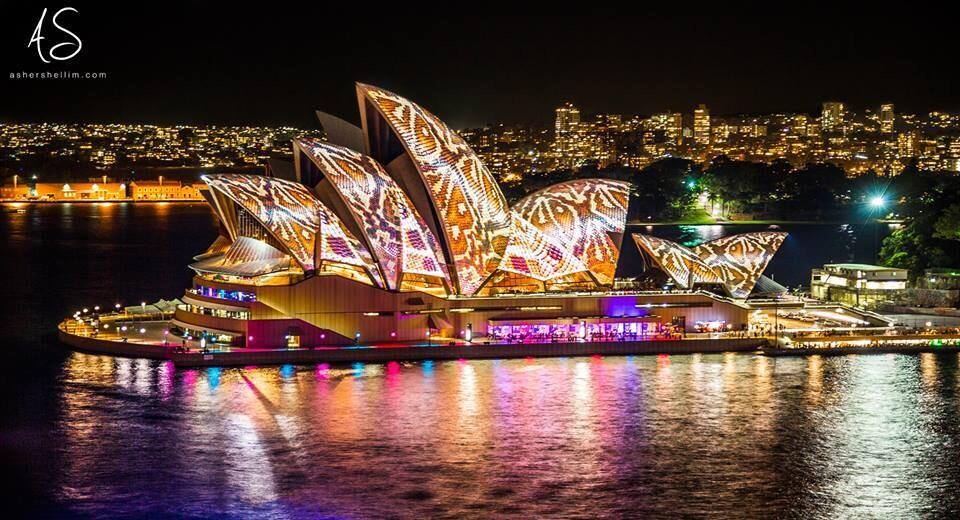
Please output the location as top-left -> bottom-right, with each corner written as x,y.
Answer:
58,318 -> 769,367
57,315 -> 960,367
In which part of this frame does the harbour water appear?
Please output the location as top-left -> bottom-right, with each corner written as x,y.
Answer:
10,202 -> 959,518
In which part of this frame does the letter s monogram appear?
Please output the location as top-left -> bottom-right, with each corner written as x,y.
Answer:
27,7 -> 82,63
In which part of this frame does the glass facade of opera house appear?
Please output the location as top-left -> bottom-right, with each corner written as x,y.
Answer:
173,84 -> 787,348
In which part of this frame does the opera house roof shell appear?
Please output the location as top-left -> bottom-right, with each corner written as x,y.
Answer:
632,232 -> 787,298
193,83 -> 786,299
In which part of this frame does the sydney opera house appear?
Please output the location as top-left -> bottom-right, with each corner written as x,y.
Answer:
174,84 -> 787,348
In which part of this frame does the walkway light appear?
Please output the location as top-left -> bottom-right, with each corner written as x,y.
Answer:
139,328 -> 145,334
870,195 -> 886,208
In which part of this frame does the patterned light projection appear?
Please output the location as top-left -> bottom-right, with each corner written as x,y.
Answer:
202,174 -> 382,285
513,179 -> 631,285
692,232 -> 787,298
295,138 -> 448,291
632,232 -> 787,298
191,236 -> 291,277
496,215 -> 590,283
196,234 -> 233,260
632,234 -> 724,289
358,84 -> 512,295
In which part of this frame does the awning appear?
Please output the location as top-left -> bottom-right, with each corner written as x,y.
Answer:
154,298 -> 182,312
124,304 -> 163,315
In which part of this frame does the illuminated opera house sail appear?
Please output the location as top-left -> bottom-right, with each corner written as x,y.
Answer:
175,83 -> 787,348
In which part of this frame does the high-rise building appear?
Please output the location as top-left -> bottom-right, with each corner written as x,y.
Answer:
693,104 -> 710,146
822,101 -> 846,133
791,114 -> 809,136
646,112 -> 683,145
880,103 -> 895,133
898,131 -> 918,158
555,103 -> 580,134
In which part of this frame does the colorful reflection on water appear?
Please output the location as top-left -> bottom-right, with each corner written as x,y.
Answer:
46,351 -> 960,517
0,202 -> 943,517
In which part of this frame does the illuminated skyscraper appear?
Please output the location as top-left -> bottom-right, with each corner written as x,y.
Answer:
648,112 -> 683,145
693,104 -> 710,146
898,131 -> 918,158
555,103 -> 580,134
880,103 -> 895,133
822,101 -> 846,133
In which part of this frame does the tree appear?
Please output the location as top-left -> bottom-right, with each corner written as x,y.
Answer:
630,158 -> 701,220
933,203 -> 960,242
879,172 -> 960,278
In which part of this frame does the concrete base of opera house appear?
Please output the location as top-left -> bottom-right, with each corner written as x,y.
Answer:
58,324 -> 770,367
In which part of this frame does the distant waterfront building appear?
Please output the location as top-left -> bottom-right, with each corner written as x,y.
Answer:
555,103 -> 580,134
693,104 -> 711,147
0,176 -> 203,201
130,178 -> 203,200
880,103 -> 895,133
9,182 -> 128,201
810,263 -> 908,308
822,101 -> 846,133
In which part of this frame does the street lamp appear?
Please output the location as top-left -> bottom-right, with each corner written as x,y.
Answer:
870,195 -> 886,208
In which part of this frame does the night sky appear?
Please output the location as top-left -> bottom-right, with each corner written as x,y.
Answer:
2,6 -> 958,129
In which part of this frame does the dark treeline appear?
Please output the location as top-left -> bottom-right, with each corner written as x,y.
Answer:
504,155 -> 899,221
503,155 -> 960,277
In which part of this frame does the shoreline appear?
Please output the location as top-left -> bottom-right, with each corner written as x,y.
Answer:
58,325 -> 960,367
3,199 -> 204,204
58,326 -> 768,367
628,219 -> 903,226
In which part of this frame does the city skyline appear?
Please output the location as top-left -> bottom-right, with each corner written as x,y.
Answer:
2,9 -> 959,127
6,97 -> 959,180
